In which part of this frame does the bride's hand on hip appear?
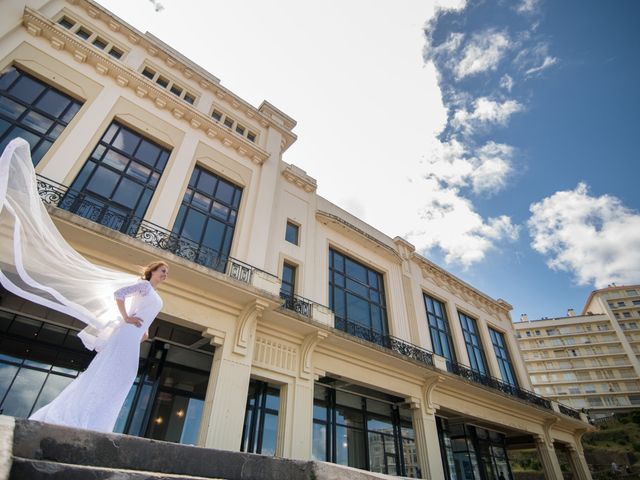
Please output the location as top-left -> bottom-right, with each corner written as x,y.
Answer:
124,315 -> 143,327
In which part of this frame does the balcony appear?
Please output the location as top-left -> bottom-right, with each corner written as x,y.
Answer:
36,175 -> 279,291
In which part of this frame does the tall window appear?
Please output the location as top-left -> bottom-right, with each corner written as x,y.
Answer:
285,221 -> 299,245
329,249 -> 388,345
423,294 -> 456,365
62,122 -> 170,233
489,328 -> 518,387
313,383 -> 419,478
280,262 -> 296,299
172,166 -> 242,270
240,380 -> 279,455
458,312 -> 488,375
0,67 -> 82,165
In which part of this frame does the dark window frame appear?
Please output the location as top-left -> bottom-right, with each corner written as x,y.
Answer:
458,311 -> 488,375
285,221 -> 299,245
423,293 -> 456,364
280,262 -> 297,299
240,379 -> 280,455
0,67 -> 83,166
329,248 -> 389,339
62,121 -> 170,233
489,328 -> 519,387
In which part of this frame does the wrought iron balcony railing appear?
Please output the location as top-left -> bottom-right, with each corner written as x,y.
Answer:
36,175 -> 274,287
558,403 -> 582,420
280,292 -> 314,318
447,361 -> 557,411
334,317 -> 434,367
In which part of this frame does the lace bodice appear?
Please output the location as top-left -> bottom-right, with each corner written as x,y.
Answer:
114,279 -> 153,301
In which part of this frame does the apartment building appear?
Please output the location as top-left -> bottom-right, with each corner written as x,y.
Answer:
515,286 -> 640,418
0,1 -> 592,478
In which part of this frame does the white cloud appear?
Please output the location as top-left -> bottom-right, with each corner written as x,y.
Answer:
525,55 -> 558,75
500,74 -> 514,91
451,97 -> 523,134
454,30 -> 511,79
406,179 -> 519,266
425,139 -> 514,195
528,183 -> 640,287
516,0 -> 540,14
471,142 -> 514,194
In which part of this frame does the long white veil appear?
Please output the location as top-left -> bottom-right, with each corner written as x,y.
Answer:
0,138 -> 139,351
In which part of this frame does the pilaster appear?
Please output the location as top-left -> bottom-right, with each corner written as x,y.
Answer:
535,434 -> 564,480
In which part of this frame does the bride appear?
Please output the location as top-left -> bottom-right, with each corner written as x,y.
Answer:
0,137 -> 168,432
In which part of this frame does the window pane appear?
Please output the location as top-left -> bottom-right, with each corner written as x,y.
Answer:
112,178 -> 143,208
112,128 -> 139,154
1,367 -> 48,417
135,139 -> 161,166
215,180 -> 235,204
21,110 -> 54,134
36,90 -> 71,117
201,218 -> 225,250
86,166 -> 120,197
10,75 -> 45,104
0,96 -> 26,119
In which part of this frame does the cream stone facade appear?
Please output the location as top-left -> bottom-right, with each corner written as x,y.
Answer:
0,1 -> 592,479
515,286 -> 640,418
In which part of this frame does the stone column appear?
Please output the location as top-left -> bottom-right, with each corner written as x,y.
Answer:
281,377 -> 315,460
197,301 -> 266,451
566,442 -> 593,480
408,394 -> 445,480
535,435 -> 564,480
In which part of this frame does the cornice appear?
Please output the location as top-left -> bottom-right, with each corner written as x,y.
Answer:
23,8 -> 271,165
315,211 -> 402,262
281,163 -> 317,193
414,254 -> 511,317
70,0 -> 297,152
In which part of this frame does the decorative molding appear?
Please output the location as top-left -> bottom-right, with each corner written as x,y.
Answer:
253,335 -> 298,375
233,299 -> 269,355
282,164 -> 317,193
299,331 -> 329,379
416,256 -> 511,316
22,8 -> 272,165
202,326 -> 226,347
316,211 -> 402,262
422,375 -> 444,414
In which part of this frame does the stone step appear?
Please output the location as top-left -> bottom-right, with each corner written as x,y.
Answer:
11,418 -> 404,480
10,457 -> 226,480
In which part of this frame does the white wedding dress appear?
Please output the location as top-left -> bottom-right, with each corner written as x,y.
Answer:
29,280 -> 163,432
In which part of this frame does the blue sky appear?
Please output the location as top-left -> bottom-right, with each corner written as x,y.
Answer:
99,0 -> 640,321
421,0 -> 640,320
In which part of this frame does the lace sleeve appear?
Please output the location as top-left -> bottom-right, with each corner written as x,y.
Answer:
113,280 -> 151,301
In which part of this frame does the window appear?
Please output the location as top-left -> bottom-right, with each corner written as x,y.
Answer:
285,221 -> 299,245
108,47 -> 123,60
618,302 -> 626,307
458,312 -> 488,375
423,294 -> 456,365
240,380 -> 279,455
62,122 -> 169,233
633,300 -> 640,306
0,67 -> 83,165
626,290 -> 637,296
489,328 -> 518,386
209,107 -> 257,142
313,383 -> 419,477
280,262 -> 296,300
75,27 -> 92,40
92,37 -> 108,50
329,249 -> 388,345
140,66 -> 196,105
172,165 -> 242,271
57,17 -> 75,29
624,312 -> 632,318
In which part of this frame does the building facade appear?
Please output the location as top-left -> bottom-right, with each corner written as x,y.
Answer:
515,286 -> 640,418
0,1 -> 592,478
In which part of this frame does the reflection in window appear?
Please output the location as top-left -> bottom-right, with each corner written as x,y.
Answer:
240,379 -> 280,455
313,383 -> 419,477
285,221 -> 299,245
489,328 -> 519,387
459,312 -> 488,375
0,67 -> 83,165
424,294 -> 456,365
62,122 -> 169,234
329,249 -> 388,344
172,166 -> 242,271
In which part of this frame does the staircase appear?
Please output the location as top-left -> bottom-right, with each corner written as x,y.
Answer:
1,416 -> 404,480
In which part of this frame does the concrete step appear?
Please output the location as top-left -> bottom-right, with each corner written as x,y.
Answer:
10,457 -> 226,480
10,418 -> 406,480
